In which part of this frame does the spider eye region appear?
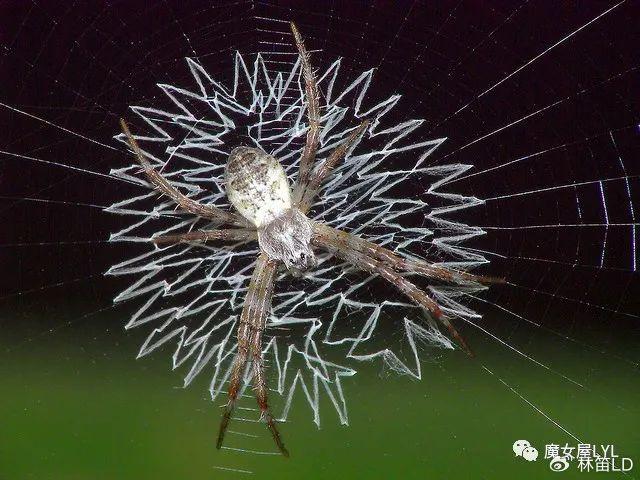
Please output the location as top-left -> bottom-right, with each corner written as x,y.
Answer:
225,146 -> 292,227
258,208 -> 317,274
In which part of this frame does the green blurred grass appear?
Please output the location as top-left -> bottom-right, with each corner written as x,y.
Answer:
0,313 -> 638,480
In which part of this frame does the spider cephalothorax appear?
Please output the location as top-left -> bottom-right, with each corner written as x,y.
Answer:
119,22 -> 501,457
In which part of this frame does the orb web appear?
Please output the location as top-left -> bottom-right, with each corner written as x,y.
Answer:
1,1 -> 638,475
106,47 -> 489,426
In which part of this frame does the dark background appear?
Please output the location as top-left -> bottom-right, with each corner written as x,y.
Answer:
1,0 -> 638,344
0,2 -> 639,478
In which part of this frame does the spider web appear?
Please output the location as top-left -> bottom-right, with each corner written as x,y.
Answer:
1,1 -> 639,477
106,44 -> 486,426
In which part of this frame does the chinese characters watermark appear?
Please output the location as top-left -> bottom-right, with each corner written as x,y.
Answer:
513,440 -> 634,473
545,443 -> 634,473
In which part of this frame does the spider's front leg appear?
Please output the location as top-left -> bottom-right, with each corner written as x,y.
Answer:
250,311 -> 289,457
216,253 -> 288,456
313,223 -> 503,285
312,224 -> 476,356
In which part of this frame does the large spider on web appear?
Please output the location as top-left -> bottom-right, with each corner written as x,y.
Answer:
119,22 -> 500,457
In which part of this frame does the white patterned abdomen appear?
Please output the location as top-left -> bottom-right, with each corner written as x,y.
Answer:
225,147 -> 292,227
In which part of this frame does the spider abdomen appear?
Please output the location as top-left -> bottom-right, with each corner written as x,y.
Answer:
225,147 -> 292,227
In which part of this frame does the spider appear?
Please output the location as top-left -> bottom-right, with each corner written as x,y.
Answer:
119,22 -> 500,457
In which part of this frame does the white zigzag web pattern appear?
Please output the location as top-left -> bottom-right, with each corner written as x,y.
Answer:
105,51 -> 489,426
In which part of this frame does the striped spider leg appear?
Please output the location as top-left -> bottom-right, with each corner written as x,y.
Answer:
311,224 -> 503,357
290,21 -> 321,203
215,253 -> 287,456
120,119 -> 249,229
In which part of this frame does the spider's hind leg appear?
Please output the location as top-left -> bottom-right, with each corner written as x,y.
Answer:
290,22 -> 321,201
120,118 -> 248,228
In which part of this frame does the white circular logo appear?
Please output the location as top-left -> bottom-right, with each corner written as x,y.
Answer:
549,456 -> 570,472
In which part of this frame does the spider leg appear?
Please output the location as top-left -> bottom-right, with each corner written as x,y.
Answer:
313,223 -> 503,285
312,224 -> 475,356
216,254 -> 288,456
120,119 -> 248,228
298,120 -> 370,214
252,333 -> 289,457
217,325 -> 251,450
152,228 -> 257,245
290,22 -> 321,203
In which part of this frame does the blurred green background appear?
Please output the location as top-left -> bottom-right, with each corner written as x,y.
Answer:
1,308 -> 638,480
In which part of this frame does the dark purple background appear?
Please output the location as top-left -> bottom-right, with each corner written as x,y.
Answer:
1,1 -> 638,348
